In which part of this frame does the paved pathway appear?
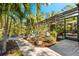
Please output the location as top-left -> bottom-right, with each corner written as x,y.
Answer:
16,38 -> 61,56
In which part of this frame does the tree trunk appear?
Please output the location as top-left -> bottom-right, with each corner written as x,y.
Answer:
2,4 -> 11,53
2,14 -> 8,53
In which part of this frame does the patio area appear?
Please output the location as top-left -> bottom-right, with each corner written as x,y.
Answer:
50,39 -> 79,56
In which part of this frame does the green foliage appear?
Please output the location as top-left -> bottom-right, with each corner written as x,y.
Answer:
0,3 -> 77,40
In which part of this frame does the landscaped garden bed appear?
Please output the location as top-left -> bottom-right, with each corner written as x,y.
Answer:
4,40 -> 23,56
23,34 -> 55,47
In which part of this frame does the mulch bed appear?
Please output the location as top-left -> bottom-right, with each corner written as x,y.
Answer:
23,36 -> 54,47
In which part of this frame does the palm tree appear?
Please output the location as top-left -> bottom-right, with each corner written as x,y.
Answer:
35,3 -> 49,33
1,3 -> 12,53
1,3 -> 24,53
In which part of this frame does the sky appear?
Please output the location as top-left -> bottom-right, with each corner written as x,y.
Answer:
31,3 -> 76,15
